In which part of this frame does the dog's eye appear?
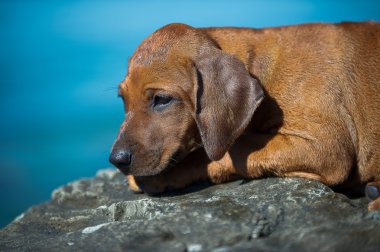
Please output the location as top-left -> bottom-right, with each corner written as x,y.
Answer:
153,95 -> 173,110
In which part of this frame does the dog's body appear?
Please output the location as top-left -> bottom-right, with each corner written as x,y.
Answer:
109,22 -> 380,210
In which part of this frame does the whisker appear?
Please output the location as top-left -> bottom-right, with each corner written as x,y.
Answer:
194,141 -> 204,148
104,86 -> 119,93
167,162 -> 177,168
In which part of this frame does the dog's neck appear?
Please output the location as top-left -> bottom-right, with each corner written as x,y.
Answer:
201,27 -> 280,85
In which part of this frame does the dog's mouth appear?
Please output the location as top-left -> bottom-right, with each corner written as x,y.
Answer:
124,148 -> 184,177
151,148 -> 184,175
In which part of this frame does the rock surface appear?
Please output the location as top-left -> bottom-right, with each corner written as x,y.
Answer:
1,168 -> 380,251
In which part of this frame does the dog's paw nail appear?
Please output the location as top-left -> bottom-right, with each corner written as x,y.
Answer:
366,185 -> 380,200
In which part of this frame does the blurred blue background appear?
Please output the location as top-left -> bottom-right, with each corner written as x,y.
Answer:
0,0 -> 379,227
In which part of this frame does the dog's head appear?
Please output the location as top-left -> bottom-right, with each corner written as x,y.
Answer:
109,23 -> 264,176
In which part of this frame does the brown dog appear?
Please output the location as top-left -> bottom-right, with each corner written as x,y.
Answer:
109,21 -> 380,210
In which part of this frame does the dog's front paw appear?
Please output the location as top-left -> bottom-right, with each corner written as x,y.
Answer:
127,175 -> 143,193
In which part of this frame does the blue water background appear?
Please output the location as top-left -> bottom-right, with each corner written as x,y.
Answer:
1,0 -> 379,227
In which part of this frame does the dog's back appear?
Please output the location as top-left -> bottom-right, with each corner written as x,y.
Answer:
204,22 -> 380,183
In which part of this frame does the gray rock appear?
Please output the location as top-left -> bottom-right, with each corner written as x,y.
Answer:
1,168 -> 379,252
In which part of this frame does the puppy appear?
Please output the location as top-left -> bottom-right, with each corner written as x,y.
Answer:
109,22 -> 380,210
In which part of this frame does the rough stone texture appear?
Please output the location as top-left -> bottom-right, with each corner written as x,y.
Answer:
1,168 -> 380,251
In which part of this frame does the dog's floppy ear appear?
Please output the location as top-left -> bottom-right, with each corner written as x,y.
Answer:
194,50 -> 264,161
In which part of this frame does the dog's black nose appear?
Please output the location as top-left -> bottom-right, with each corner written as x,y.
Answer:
109,149 -> 133,172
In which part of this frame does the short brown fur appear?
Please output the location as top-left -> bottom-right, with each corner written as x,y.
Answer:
110,22 -> 380,210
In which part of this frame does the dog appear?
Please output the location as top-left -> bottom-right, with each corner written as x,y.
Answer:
109,21 -> 380,211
